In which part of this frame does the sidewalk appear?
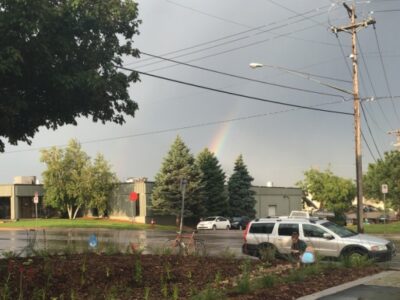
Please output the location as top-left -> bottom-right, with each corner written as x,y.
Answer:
298,270 -> 400,300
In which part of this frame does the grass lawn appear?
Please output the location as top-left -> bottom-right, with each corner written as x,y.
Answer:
348,221 -> 400,235
0,218 -> 176,231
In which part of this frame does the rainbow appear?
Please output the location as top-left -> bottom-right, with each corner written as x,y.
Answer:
209,121 -> 231,157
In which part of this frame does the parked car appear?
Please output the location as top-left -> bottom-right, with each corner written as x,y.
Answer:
196,216 -> 231,230
242,216 -> 396,261
230,216 -> 251,230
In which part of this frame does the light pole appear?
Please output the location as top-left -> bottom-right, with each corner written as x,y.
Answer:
179,178 -> 187,234
249,63 -> 353,95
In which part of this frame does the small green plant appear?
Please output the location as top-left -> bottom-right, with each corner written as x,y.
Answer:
80,256 -> 87,286
214,271 -> 222,285
161,282 -> 169,299
1,273 -> 11,300
103,240 -> 121,255
172,285 -> 179,300
234,260 -> 252,294
258,246 -> 276,263
1,251 -> 19,259
340,253 -> 372,268
143,287 -> 150,300
257,273 -> 280,288
164,262 -> 172,281
190,285 -> 226,300
134,258 -> 143,284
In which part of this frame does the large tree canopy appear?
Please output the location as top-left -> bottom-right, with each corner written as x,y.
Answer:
151,136 -> 205,221
0,0 -> 141,151
195,148 -> 228,217
364,151 -> 400,211
41,139 -> 118,219
227,154 -> 256,218
297,168 -> 356,213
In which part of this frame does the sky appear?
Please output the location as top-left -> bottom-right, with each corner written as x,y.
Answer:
1,0 -> 400,187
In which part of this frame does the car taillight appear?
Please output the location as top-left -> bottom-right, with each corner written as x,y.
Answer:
243,222 -> 250,242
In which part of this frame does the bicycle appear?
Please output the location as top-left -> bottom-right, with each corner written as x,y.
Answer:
163,231 -> 205,256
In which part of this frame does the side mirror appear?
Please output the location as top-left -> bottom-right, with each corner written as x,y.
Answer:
323,233 -> 334,240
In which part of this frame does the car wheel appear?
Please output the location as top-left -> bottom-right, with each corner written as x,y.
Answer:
212,225 -> 216,230
342,248 -> 368,262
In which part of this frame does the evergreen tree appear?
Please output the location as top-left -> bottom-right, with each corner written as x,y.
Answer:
151,136 -> 205,221
227,155 -> 256,218
196,148 -> 228,216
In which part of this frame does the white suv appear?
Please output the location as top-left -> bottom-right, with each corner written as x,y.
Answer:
242,216 -> 395,261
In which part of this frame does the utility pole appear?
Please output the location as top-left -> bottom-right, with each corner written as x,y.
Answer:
331,3 -> 376,233
388,130 -> 400,150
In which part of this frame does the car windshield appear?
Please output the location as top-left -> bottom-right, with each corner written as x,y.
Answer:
321,221 -> 357,237
204,217 -> 216,221
232,217 -> 241,222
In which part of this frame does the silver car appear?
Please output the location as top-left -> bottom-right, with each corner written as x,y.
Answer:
242,217 -> 396,261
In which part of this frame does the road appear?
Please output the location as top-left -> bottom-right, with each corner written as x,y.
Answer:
0,228 -> 398,269
0,228 -> 246,257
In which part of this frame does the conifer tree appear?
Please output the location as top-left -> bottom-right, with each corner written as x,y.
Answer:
152,136 -> 205,221
196,148 -> 228,216
227,154 -> 256,218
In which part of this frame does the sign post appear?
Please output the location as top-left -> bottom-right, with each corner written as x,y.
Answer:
33,192 -> 39,228
129,192 -> 138,222
381,184 -> 388,229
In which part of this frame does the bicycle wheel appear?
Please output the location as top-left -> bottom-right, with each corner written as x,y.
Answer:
163,239 -> 184,255
194,239 -> 206,256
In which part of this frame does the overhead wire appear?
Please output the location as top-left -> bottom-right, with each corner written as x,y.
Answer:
373,25 -> 400,123
3,98 -> 350,155
118,65 -> 353,116
357,36 -> 393,129
140,51 -> 346,98
130,3 -> 333,68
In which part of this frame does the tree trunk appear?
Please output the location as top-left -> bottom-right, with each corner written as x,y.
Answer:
72,205 -> 81,220
67,205 -> 73,219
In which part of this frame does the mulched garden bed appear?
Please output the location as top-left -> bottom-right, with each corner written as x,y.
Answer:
0,253 -> 382,299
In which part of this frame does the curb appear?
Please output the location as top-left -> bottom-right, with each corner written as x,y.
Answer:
297,270 -> 398,300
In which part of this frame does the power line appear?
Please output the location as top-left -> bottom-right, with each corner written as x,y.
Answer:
3,99 -> 349,155
373,25 -> 400,123
129,4 -> 332,68
118,65 -> 353,116
361,130 -> 377,162
360,102 -> 382,160
140,52 -> 346,98
357,37 -> 393,129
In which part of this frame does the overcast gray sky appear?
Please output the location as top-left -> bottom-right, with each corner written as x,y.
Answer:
1,0 -> 400,187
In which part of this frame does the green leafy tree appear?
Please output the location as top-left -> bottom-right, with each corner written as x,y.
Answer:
0,0 -> 140,152
41,139 -> 90,219
88,154 -> 119,216
364,151 -> 400,212
297,168 -> 356,213
41,139 -> 117,219
151,136 -> 205,222
227,155 -> 256,218
196,148 -> 228,216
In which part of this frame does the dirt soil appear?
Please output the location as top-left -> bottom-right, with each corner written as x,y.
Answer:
0,254 -> 381,300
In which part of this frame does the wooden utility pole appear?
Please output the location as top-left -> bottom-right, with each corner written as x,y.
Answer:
331,3 -> 376,233
388,130 -> 400,150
